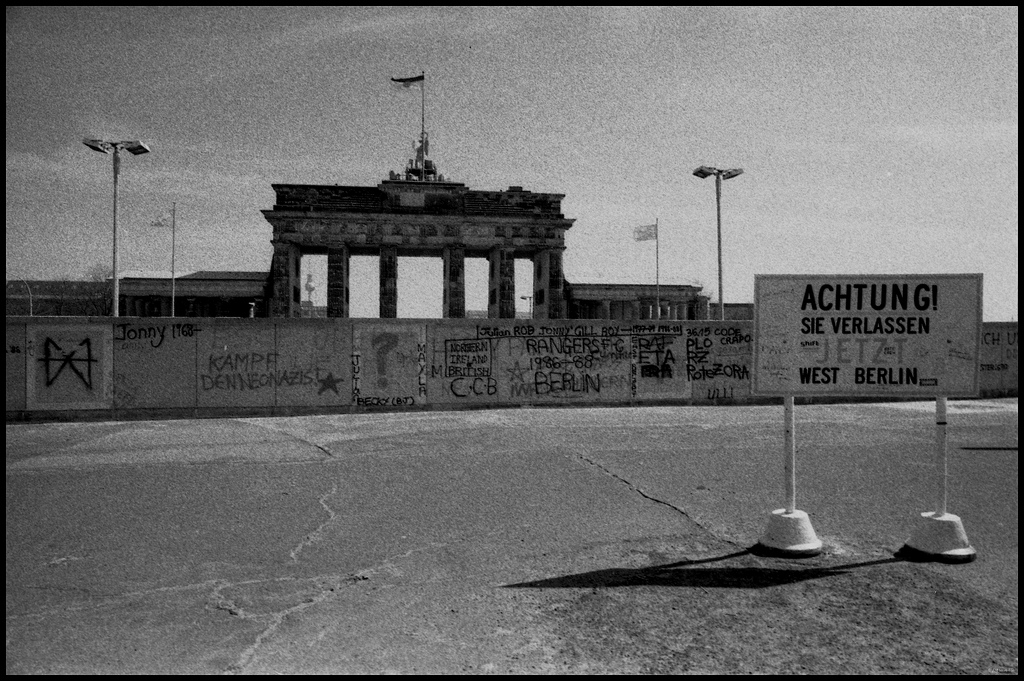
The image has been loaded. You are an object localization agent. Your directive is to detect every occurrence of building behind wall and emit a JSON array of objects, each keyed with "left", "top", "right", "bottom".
[
  {"left": 119, "top": 271, "right": 271, "bottom": 318},
  {"left": 565, "top": 282, "right": 710, "bottom": 321},
  {"left": 6, "top": 271, "right": 720, "bottom": 321},
  {"left": 6, "top": 271, "right": 271, "bottom": 318},
  {"left": 5, "top": 280, "right": 111, "bottom": 317},
  {"left": 710, "top": 302, "right": 754, "bottom": 320}
]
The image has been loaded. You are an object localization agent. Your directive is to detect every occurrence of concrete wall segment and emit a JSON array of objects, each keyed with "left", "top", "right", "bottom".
[
  {"left": 979, "top": 322, "right": 1018, "bottom": 396},
  {"left": 274, "top": 319, "right": 353, "bottom": 408},
  {"left": 198, "top": 319, "right": 279, "bottom": 409},
  {"left": 114, "top": 318, "right": 200, "bottom": 410},
  {"left": 24, "top": 319, "right": 113, "bottom": 411},
  {"left": 6, "top": 321, "right": 27, "bottom": 411},
  {"left": 352, "top": 321, "right": 427, "bottom": 409},
  {"left": 4, "top": 317, "right": 1016, "bottom": 422}
]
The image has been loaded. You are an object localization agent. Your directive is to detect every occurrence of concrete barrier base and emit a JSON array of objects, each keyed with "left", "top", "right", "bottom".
[
  {"left": 752, "top": 508, "right": 823, "bottom": 558},
  {"left": 897, "top": 511, "right": 977, "bottom": 563}
]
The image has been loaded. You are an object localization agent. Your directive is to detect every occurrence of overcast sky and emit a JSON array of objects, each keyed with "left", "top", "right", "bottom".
[{"left": 6, "top": 6, "right": 1018, "bottom": 320}]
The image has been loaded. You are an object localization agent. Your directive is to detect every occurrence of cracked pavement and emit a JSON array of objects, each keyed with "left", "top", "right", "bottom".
[{"left": 6, "top": 402, "right": 1018, "bottom": 673}]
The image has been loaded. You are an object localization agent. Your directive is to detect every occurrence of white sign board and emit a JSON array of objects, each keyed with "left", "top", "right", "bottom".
[{"left": 753, "top": 274, "right": 982, "bottom": 397}]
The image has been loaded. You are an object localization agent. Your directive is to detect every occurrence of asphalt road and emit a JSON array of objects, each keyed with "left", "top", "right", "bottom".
[{"left": 6, "top": 399, "right": 1018, "bottom": 674}]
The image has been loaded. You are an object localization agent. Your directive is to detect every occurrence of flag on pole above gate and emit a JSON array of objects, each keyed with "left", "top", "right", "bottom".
[
  {"left": 391, "top": 74, "right": 425, "bottom": 88},
  {"left": 633, "top": 223, "right": 658, "bottom": 241}
]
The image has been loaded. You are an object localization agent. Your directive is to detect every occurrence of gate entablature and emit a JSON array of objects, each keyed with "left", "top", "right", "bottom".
[{"left": 262, "top": 180, "right": 574, "bottom": 319}]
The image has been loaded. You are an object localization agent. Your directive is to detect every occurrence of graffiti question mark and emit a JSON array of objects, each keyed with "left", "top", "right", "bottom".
[{"left": 371, "top": 333, "right": 400, "bottom": 389}]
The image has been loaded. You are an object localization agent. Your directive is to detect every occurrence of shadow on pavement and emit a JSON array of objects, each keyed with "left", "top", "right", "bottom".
[{"left": 504, "top": 550, "right": 902, "bottom": 590}]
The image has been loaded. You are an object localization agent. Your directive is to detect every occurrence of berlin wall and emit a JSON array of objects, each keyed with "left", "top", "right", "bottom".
[
  {"left": 5, "top": 317, "right": 1016, "bottom": 421},
  {"left": 980, "top": 322, "right": 1018, "bottom": 396}
]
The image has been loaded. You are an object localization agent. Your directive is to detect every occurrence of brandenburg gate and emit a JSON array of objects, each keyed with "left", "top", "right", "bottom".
[{"left": 262, "top": 169, "right": 574, "bottom": 319}]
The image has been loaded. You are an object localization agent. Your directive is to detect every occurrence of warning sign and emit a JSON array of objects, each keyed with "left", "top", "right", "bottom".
[{"left": 753, "top": 274, "right": 982, "bottom": 396}]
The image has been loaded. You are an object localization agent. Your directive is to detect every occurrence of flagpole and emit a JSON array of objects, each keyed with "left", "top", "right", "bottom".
[
  {"left": 655, "top": 217, "right": 660, "bottom": 320},
  {"left": 420, "top": 70, "right": 425, "bottom": 148}
]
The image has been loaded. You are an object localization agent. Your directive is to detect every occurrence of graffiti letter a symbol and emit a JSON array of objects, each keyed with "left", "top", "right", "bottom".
[{"left": 39, "top": 337, "right": 97, "bottom": 388}]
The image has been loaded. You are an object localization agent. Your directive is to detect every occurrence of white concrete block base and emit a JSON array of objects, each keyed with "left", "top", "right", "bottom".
[
  {"left": 752, "top": 508, "right": 823, "bottom": 558},
  {"left": 898, "top": 511, "right": 977, "bottom": 564}
]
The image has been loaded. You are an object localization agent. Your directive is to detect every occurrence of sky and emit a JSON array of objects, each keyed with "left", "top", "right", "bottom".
[{"left": 6, "top": 6, "right": 1018, "bottom": 321}]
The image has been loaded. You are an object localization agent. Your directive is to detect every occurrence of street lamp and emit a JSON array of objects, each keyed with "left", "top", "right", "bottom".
[
  {"left": 83, "top": 138, "right": 151, "bottom": 317},
  {"left": 520, "top": 295, "right": 533, "bottom": 318},
  {"left": 19, "top": 279, "right": 33, "bottom": 316},
  {"left": 693, "top": 165, "right": 743, "bottom": 321}
]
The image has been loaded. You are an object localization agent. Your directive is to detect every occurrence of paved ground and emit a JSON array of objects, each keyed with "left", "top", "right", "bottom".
[{"left": 5, "top": 399, "right": 1018, "bottom": 674}]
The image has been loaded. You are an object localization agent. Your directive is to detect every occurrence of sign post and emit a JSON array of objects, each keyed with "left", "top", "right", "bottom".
[
  {"left": 752, "top": 274, "right": 982, "bottom": 560},
  {"left": 754, "top": 391, "right": 823, "bottom": 557},
  {"left": 898, "top": 395, "right": 977, "bottom": 562},
  {"left": 784, "top": 395, "right": 795, "bottom": 513}
]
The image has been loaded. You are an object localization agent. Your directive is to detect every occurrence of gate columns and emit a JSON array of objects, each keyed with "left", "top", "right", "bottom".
[
  {"left": 327, "top": 246, "right": 350, "bottom": 318},
  {"left": 488, "top": 247, "right": 516, "bottom": 319},
  {"left": 379, "top": 245, "right": 398, "bottom": 318},
  {"left": 532, "top": 249, "right": 565, "bottom": 320},
  {"left": 443, "top": 246, "right": 466, "bottom": 318},
  {"left": 271, "top": 241, "right": 301, "bottom": 318}
]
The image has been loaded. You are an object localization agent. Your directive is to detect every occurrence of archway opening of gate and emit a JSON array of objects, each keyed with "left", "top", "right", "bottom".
[{"left": 299, "top": 252, "right": 535, "bottom": 319}]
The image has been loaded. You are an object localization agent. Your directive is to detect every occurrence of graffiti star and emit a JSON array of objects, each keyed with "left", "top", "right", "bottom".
[
  {"left": 505, "top": 360, "right": 530, "bottom": 383},
  {"left": 317, "top": 372, "right": 343, "bottom": 395}
]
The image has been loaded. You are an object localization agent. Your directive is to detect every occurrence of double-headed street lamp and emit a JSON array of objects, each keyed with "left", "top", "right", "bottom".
[
  {"left": 693, "top": 165, "right": 743, "bottom": 321},
  {"left": 83, "top": 138, "right": 151, "bottom": 317}
]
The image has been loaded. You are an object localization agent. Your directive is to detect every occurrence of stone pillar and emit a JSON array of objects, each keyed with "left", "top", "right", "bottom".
[
  {"left": 600, "top": 300, "right": 611, "bottom": 319},
  {"left": 631, "top": 300, "right": 640, "bottom": 321},
  {"left": 442, "top": 246, "right": 466, "bottom": 318},
  {"left": 532, "top": 250, "right": 547, "bottom": 319},
  {"left": 697, "top": 297, "right": 710, "bottom": 320},
  {"left": 327, "top": 246, "right": 350, "bottom": 318},
  {"left": 488, "top": 246, "right": 515, "bottom": 319},
  {"left": 270, "top": 241, "right": 302, "bottom": 317},
  {"left": 532, "top": 248, "right": 565, "bottom": 320},
  {"left": 379, "top": 245, "right": 398, "bottom": 318}
]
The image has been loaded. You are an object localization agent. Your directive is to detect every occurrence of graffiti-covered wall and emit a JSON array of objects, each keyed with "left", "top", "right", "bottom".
[
  {"left": 21, "top": 319, "right": 113, "bottom": 412},
  {"left": 426, "top": 320, "right": 753, "bottom": 406},
  {"left": 979, "top": 322, "right": 1018, "bottom": 396},
  {"left": 4, "top": 317, "right": 1015, "bottom": 420}
]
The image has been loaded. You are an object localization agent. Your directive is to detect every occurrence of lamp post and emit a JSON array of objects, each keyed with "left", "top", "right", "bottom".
[
  {"left": 693, "top": 165, "right": 743, "bottom": 321},
  {"left": 83, "top": 138, "right": 151, "bottom": 317},
  {"left": 520, "top": 295, "right": 533, "bottom": 318},
  {"left": 19, "top": 279, "right": 33, "bottom": 316}
]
